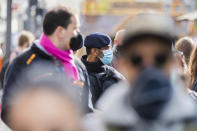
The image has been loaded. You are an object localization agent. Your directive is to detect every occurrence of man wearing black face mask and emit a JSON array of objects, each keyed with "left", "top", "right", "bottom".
[
  {"left": 81, "top": 33, "right": 125, "bottom": 108},
  {"left": 3, "top": 7, "right": 92, "bottom": 114},
  {"left": 96, "top": 14, "right": 197, "bottom": 131}
]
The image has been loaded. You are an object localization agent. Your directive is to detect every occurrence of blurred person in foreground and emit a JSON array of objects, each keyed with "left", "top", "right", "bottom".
[
  {"left": 9, "top": 30, "right": 35, "bottom": 63},
  {"left": 81, "top": 33, "right": 124, "bottom": 108},
  {"left": 175, "top": 37, "right": 195, "bottom": 66},
  {"left": 1, "top": 76, "right": 84, "bottom": 131},
  {"left": 3, "top": 6, "right": 91, "bottom": 113},
  {"left": 94, "top": 14, "right": 197, "bottom": 131}
]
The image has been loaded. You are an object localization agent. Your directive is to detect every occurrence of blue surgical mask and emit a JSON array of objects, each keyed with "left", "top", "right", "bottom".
[{"left": 100, "top": 49, "right": 113, "bottom": 65}]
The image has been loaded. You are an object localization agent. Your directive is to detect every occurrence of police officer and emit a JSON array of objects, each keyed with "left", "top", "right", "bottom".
[{"left": 81, "top": 33, "right": 124, "bottom": 107}]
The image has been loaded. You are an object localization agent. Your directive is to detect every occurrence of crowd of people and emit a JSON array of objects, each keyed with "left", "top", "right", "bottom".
[{"left": 1, "top": 5, "right": 197, "bottom": 131}]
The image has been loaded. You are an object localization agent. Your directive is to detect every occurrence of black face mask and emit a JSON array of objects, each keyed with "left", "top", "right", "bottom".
[
  {"left": 126, "top": 68, "right": 172, "bottom": 120},
  {"left": 70, "top": 32, "right": 84, "bottom": 51}
]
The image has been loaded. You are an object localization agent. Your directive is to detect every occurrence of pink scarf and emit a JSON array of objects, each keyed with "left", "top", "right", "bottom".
[{"left": 40, "top": 34, "right": 79, "bottom": 80}]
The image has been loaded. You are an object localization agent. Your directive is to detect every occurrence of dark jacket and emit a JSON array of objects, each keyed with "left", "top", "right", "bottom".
[
  {"left": 81, "top": 55, "right": 124, "bottom": 107},
  {"left": 192, "top": 78, "right": 197, "bottom": 92},
  {"left": 2, "top": 43, "right": 91, "bottom": 113}
]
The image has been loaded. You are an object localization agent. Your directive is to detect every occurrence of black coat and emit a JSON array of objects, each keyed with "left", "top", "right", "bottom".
[
  {"left": 192, "top": 78, "right": 197, "bottom": 92},
  {"left": 2, "top": 43, "right": 91, "bottom": 113},
  {"left": 81, "top": 55, "right": 124, "bottom": 107}
]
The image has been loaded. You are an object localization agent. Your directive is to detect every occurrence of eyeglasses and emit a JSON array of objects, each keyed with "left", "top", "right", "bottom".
[{"left": 129, "top": 53, "right": 170, "bottom": 68}]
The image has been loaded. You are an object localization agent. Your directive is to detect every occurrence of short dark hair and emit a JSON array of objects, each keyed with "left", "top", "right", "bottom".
[{"left": 43, "top": 6, "right": 73, "bottom": 35}]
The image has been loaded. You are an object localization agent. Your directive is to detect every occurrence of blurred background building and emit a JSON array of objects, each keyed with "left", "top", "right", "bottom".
[
  {"left": 0, "top": 0, "right": 197, "bottom": 50},
  {"left": 81, "top": 0, "right": 195, "bottom": 37},
  {"left": 0, "top": 0, "right": 83, "bottom": 49}
]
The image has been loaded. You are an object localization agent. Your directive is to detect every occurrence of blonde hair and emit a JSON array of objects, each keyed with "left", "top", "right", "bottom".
[{"left": 17, "top": 31, "right": 34, "bottom": 47}]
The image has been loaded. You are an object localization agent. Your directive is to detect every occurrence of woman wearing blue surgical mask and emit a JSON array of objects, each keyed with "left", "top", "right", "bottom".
[{"left": 81, "top": 33, "right": 125, "bottom": 108}]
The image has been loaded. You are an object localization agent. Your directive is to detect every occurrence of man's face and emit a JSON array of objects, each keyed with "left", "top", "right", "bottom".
[
  {"left": 60, "top": 15, "right": 79, "bottom": 50},
  {"left": 7, "top": 89, "right": 82, "bottom": 131},
  {"left": 118, "top": 38, "right": 172, "bottom": 83}
]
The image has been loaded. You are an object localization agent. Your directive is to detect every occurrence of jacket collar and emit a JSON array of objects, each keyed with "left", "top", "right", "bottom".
[
  {"left": 81, "top": 55, "right": 104, "bottom": 73},
  {"left": 34, "top": 40, "right": 50, "bottom": 55},
  {"left": 30, "top": 43, "right": 53, "bottom": 60}
]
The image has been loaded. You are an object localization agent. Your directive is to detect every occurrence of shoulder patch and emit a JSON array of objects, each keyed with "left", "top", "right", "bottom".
[{"left": 26, "top": 53, "right": 36, "bottom": 65}]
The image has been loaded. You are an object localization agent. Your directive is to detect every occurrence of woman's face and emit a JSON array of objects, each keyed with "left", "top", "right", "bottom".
[{"left": 7, "top": 89, "right": 83, "bottom": 131}]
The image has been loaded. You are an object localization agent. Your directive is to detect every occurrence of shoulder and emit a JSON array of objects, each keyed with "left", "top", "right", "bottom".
[
  {"left": 104, "top": 65, "right": 125, "bottom": 80},
  {"left": 74, "top": 56, "right": 86, "bottom": 70},
  {"left": 8, "top": 48, "right": 33, "bottom": 70},
  {"left": 73, "top": 56, "right": 90, "bottom": 84},
  {"left": 5, "top": 47, "right": 38, "bottom": 78},
  {"left": 96, "top": 81, "right": 139, "bottom": 125},
  {"left": 96, "top": 81, "right": 129, "bottom": 110},
  {"left": 5, "top": 44, "right": 53, "bottom": 82},
  {"left": 160, "top": 84, "right": 197, "bottom": 121},
  {"left": 11, "top": 44, "right": 52, "bottom": 67}
]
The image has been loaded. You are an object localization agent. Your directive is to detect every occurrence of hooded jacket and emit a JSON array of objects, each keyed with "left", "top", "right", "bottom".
[{"left": 96, "top": 69, "right": 197, "bottom": 131}]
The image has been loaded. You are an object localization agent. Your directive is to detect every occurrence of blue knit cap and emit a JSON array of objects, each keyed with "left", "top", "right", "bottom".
[{"left": 84, "top": 33, "right": 111, "bottom": 48}]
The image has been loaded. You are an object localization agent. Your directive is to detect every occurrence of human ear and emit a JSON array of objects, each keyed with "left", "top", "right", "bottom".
[{"left": 56, "top": 26, "right": 65, "bottom": 38}]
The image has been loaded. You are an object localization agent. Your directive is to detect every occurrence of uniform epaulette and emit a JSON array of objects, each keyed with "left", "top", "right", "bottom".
[{"left": 26, "top": 53, "right": 36, "bottom": 65}]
